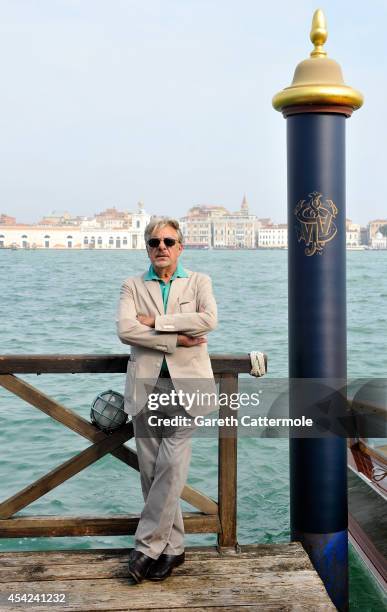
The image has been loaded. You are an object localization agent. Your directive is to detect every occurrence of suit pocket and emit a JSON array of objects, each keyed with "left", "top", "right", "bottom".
[{"left": 178, "top": 292, "right": 196, "bottom": 313}]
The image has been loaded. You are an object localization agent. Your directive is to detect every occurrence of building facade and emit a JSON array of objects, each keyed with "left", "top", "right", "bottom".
[
  {"left": 0, "top": 226, "right": 150, "bottom": 250},
  {"left": 181, "top": 197, "right": 257, "bottom": 248},
  {"left": 257, "top": 224, "right": 288, "bottom": 248},
  {"left": 346, "top": 220, "right": 361, "bottom": 247},
  {"left": 370, "top": 231, "right": 387, "bottom": 249},
  {"left": 0, "top": 204, "right": 150, "bottom": 249},
  {"left": 367, "top": 219, "right": 387, "bottom": 242},
  {"left": 0, "top": 214, "right": 16, "bottom": 225}
]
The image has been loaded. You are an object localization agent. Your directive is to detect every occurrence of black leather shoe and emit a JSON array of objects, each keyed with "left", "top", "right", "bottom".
[
  {"left": 147, "top": 552, "right": 185, "bottom": 581},
  {"left": 128, "top": 550, "right": 155, "bottom": 583}
]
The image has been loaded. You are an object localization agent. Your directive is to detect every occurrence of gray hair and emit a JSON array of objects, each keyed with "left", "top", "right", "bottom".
[{"left": 144, "top": 217, "right": 184, "bottom": 244}]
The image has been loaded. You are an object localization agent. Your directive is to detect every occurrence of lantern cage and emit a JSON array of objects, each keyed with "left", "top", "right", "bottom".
[{"left": 90, "top": 389, "right": 128, "bottom": 433}]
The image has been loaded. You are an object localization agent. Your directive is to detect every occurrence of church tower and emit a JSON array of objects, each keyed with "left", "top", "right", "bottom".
[{"left": 240, "top": 194, "right": 249, "bottom": 216}]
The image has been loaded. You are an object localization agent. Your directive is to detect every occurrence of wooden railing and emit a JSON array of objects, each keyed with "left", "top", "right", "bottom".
[{"left": 0, "top": 354, "right": 266, "bottom": 550}]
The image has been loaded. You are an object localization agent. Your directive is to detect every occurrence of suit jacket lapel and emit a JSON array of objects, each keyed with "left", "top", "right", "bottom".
[{"left": 142, "top": 277, "right": 164, "bottom": 315}]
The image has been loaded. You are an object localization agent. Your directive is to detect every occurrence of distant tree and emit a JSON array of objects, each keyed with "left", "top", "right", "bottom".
[{"left": 379, "top": 224, "right": 387, "bottom": 237}]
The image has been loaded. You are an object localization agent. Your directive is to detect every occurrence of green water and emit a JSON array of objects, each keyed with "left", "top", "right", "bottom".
[{"left": 0, "top": 249, "right": 386, "bottom": 610}]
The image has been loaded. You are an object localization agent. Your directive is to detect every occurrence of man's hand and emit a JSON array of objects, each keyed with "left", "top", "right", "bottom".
[
  {"left": 177, "top": 334, "right": 207, "bottom": 347},
  {"left": 136, "top": 314, "right": 155, "bottom": 327}
]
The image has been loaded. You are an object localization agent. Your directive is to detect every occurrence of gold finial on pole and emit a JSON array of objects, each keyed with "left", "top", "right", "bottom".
[
  {"left": 272, "top": 9, "right": 363, "bottom": 114},
  {"left": 310, "top": 9, "right": 327, "bottom": 57}
]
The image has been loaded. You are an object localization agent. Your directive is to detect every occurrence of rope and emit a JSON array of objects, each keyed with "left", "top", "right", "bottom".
[
  {"left": 372, "top": 467, "right": 387, "bottom": 483},
  {"left": 249, "top": 351, "right": 266, "bottom": 377}
]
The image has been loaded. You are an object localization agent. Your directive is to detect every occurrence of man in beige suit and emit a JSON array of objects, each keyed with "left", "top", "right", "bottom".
[{"left": 116, "top": 217, "right": 217, "bottom": 584}]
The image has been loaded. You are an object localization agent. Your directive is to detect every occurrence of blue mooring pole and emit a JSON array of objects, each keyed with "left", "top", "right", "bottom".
[{"left": 273, "top": 11, "right": 363, "bottom": 611}]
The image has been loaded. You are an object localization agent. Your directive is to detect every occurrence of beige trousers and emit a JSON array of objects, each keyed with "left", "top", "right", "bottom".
[{"left": 132, "top": 378, "right": 197, "bottom": 559}]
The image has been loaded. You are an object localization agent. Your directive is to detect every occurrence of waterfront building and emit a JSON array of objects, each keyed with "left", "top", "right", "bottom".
[
  {"left": 211, "top": 215, "right": 255, "bottom": 248},
  {"left": 360, "top": 226, "right": 368, "bottom": 245},
  {"left": 181, "top": 197, "right": 257, "bottom": 248},
  {"left": 0, "top": 214, "right": 16, "bottom": 225},
  {"left": 0, "top": 225, "right": 81, "bottom": 249},
  {"left": 346, "top": 219, "right": 361, "bottom": 247},
  {"left": 367, "top": 219, "right": 387, "bottom": 243},
  {"left": 0, "top": 203, "right": 150, "bottom": 249},
  {"left": 80, "top": 217, "right": 102, "bottom": 229},
  {"left": 38, "top": 211, "right": 83, "bottom": 226},
  {"left": 257, "top": 224, "right": 288, "bottom": 248},
  {"left": 95, "top": 207, "right": 129, "bottom": 229},
  {"left": 184, "top": 219, "right": 212, "bottom": 248},
  {"left": 370, "top": 231, "right": 387, "bottom": 250}
]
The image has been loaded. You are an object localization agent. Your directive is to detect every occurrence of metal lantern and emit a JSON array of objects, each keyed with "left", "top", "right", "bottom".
[{"left": 90, "top": 389, "right": 128, "bottom": 433}]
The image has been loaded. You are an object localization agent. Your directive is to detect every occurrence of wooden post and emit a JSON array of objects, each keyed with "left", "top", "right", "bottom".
[{"left": 217, "top": 373, "right": 238, "bottom": 550}]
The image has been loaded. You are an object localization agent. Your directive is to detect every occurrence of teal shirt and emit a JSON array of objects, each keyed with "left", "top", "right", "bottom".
[{"left": 144, "top": 261, "right": 189, "bottom": 372}]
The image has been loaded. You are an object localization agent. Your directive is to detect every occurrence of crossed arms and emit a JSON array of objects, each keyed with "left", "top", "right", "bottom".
[{"left": 116, "top": 274, "right": 217, "bottom": 353}]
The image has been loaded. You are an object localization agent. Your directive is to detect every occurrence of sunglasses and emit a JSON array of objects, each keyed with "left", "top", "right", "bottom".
[{"left": 147, "top": 237, "right": 179, "bottom": 248}]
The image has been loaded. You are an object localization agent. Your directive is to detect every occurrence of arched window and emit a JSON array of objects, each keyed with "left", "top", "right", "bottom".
[
  {"left": 83, "top": 236, "right": 89, "bottom": 245},
  {"left": 44, "top": 234, "right": 50, "bottom": 248},
  {"left": 97, "top": 236, "right": 103, "bottom": 246},
  {"left": 0, "top": 234, "right": 4, "bottom": 248},
  {"left": 108, "top": 236, "right": 114, "bottom": 245},
  {"left": 67, "top": 235, "right": 73, "bottom": 248}
]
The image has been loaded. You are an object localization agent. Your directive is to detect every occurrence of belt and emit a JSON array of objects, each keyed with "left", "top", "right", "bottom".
[{"left": 158, "top": 371, "right": 171, "bottom": 378}]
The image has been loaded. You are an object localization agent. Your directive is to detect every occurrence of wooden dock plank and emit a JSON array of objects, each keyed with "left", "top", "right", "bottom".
[
  {"left": 0, "top": 554, "right": 313, "bottom": 582},
  {"left": 0, "top": 544, "right": 307, "bottom": 566},
  {"left": 0, "top": 544, "right": 335, "bottom": 611}
]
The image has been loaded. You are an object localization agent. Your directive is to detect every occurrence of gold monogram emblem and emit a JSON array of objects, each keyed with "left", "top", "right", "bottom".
[{"left": 294, "top": 191, "right": 338, "bottom": 256}]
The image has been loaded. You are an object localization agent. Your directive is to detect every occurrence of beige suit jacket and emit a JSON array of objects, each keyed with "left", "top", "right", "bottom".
[{"left": 116, "top": 269, "right": 218, "bottom": 416}]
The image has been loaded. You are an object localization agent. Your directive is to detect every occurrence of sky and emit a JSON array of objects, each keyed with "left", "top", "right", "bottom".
[{"left": 0, "top": 0, "right": 385, "bottom": 225}]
